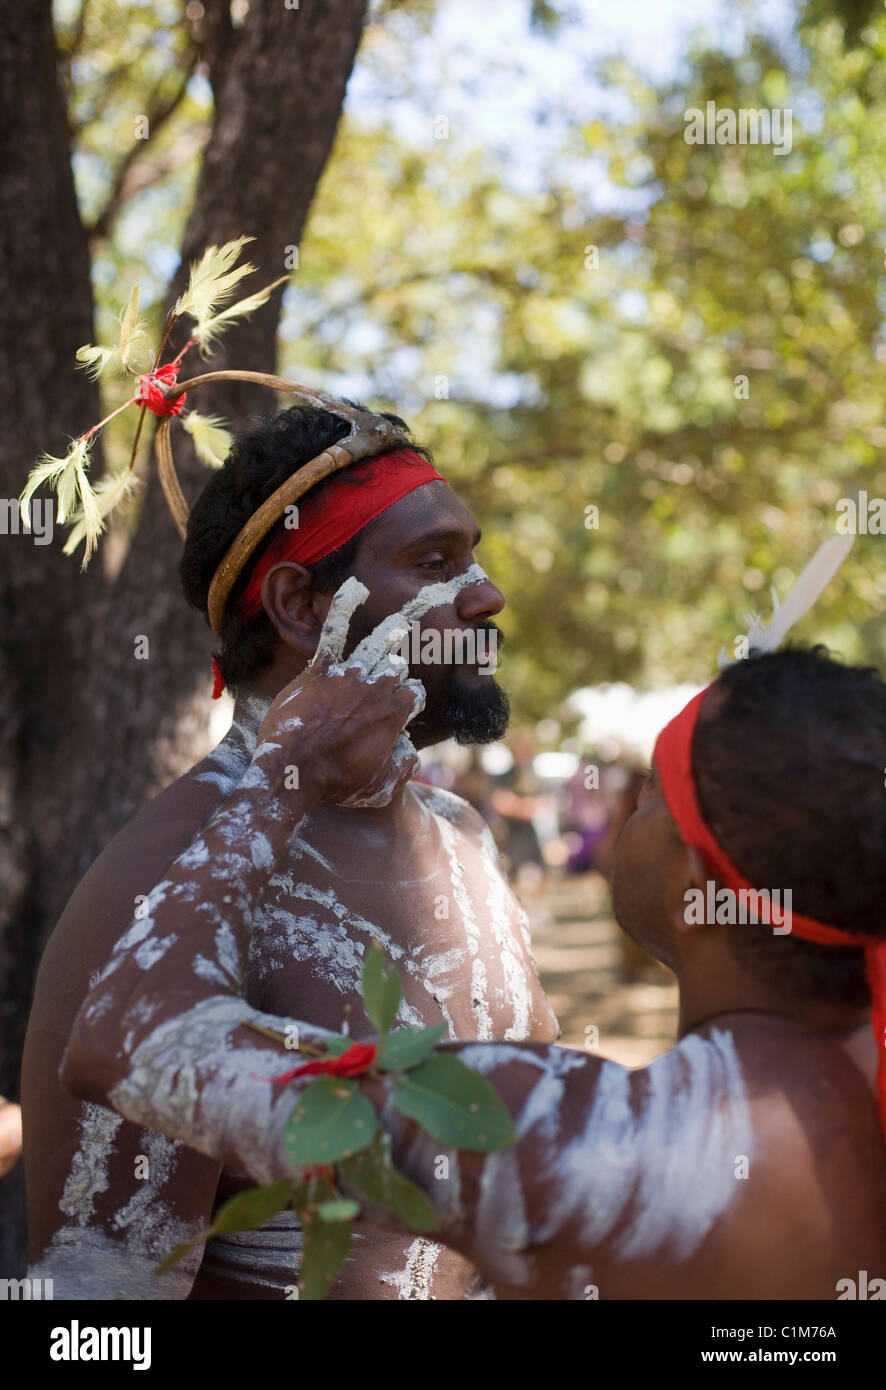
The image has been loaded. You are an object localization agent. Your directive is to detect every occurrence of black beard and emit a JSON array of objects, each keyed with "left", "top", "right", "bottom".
[{"left": 441, "top": 674, "right": 511, "bottom": 744}]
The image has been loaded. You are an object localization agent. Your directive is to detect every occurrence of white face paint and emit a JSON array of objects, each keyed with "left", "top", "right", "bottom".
[{"left": 317, "top": 567, "right": 490, "bottom": 808}]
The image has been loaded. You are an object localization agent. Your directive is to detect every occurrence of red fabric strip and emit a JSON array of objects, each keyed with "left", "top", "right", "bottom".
[
  {"left": 653, "top": 685, "right": 886, "bottom": 1138},
  {"left": 236, "top": 447, "right": 446, "bottom": 625}
]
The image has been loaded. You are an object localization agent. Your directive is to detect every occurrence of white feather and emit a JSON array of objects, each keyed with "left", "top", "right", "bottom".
[{"left": 745, "top": 533, "right": 855, "bottom": 654}]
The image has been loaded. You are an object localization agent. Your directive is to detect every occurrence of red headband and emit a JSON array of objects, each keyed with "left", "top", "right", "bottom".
[
  {"left": 654, "top": 684, "right": 886, "bottom": 1138},
  {"left": 236, "top": 447, "right": 447, "bottom": 625}
]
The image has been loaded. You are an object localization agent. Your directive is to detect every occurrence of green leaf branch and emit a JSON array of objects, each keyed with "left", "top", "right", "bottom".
[{"left": 156, "top": 943, "right": 515, "bottom": 1299}]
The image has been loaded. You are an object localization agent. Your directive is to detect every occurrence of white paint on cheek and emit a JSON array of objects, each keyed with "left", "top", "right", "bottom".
[
  {"left": 58, "top": 1102, "right": 124, "bottom": 1224},
  {"left": 347, "top": 564, "right": 490, "bottom": 673}
]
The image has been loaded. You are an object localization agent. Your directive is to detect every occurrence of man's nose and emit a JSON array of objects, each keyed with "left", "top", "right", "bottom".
[{"left": 456, "top": 575, "right": 505, "bottom": 621}]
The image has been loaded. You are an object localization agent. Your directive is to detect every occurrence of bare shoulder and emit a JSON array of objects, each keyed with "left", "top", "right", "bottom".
[
  {"left": 412, "top": 781, "right": 497, "bottom": 845},
  {"left": 49, "top": 761, "right": 225, "bottom": 955}
]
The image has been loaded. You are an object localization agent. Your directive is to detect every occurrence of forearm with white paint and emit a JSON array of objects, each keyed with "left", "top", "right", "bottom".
[{"left": 362, "top": 1031, "right": 753, "bottom": 1296}]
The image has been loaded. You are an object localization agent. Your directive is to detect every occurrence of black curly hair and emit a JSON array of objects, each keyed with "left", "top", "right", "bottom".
[
  {"left": 692, "top": 646, "right": 886, "bottom": 1007},
  {"left": 180, "top": 402, "right": 431, "bottom": 690}
]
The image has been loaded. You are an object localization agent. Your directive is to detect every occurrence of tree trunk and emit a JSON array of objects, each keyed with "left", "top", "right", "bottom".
[{"left": 0, "top": 0, "right": 368, "bottom": 1274}]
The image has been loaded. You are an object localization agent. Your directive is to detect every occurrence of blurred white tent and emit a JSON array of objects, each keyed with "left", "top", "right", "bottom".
[{"left": 567, "top": 682, "right": 702, "bottom": 765}]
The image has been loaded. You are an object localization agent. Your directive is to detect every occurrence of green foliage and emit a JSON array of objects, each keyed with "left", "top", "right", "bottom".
[
  {"left": 339, "top": 1132, "right": 439, "bottom": 1233},
  {"left": 157, "top": 949, "right": 513, "bottom": 1297},
  {"left": 292, "top": 1176, "right": 353, "bottom": 1300},
  {"left": 282, "top": 1076, "right": 379, "bottom": 1164},
  {"left": 378, "top": 1021, "right": 447, "bottom": 1070},
  {"left": 361, "top": 941, "right": 403, "bottom": 1037},
  {"left": 391, "top": 1053, "right": 517, "bottom": 1150},
  {"left": 58, "top": 2, "right": 886, "bottom": 716}
]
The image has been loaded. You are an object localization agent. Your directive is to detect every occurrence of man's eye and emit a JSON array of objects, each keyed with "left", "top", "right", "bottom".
[{"left": 419, "top": 557, "right": 447, "bottom": 572}]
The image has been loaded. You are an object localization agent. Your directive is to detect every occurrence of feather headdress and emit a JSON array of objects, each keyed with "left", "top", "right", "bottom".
[
  {"left": 22, "top": 236, "right": 411, "bottom": 634},
  {"left": 718, "top": 532, "right": 855, "bottom": 668},
  {"left": 20, "top": 238, "right": 288, "bottom": 567}
]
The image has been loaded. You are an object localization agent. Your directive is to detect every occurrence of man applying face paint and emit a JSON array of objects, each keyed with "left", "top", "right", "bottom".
[{"left": 23, "top": 402, "right": 558, "bottom": 1301}]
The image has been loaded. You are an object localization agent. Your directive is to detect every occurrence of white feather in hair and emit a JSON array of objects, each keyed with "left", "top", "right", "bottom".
[{"left": 718, "top": 533, "right": 855, "bottom": 668}]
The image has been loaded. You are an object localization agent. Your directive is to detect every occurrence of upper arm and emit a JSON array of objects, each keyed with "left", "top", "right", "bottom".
[{"left": 24, "top": 776, "right": 229, "bottom": 1292}]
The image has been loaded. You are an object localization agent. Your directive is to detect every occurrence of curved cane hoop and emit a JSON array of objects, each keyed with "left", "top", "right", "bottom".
[{"left": 154, "top": 369, "right": 410, "bottom": 633}]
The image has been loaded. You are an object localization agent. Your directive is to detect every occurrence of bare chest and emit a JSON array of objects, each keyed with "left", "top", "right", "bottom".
[{"left": 245, "top": 801, "right": 547, "bottom": 1045}]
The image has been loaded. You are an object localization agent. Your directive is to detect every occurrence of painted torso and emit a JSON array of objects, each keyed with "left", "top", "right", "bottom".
[{"left": 25, "top": 702, "right": 558, "bottom": 1301}]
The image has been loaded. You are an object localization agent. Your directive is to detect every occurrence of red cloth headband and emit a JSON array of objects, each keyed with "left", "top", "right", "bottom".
[
  {"left": 236, "top": 447, "right": 446, "bottom": 625},
  {"left": 654, "top": 684, "right": 886, "bottom": 1139}
]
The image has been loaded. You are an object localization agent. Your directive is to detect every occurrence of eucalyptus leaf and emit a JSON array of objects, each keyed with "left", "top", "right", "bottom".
[
  {"left": 391, "top": 1053, "right": 517, "bottom": 1151},
  {"left": 316, "top": 1198, "right": 361, "bottom": 1223},
  {"left": 282, "top": 1075, "right": 378, "bottom": 1164},
  {"left": 298, "top": 1205, "right": 352, "bottom": 1300},
  {"left": 339, "top": 1132, "right": 439, "bottom": 1233},
  {"left": 378, "top": 1022, "right": 447, "bottom": 1072},
  {"left": 361, "top": 942, "right": 402, "bottom": 1036}
]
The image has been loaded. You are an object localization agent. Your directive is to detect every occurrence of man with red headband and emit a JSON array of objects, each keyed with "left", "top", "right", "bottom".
[
  {"left": 62, "top": 643, "right": 886, "bottom": 1299},
  {"left": 23, "top": 403, "right": 558, "bottom": 1300}
]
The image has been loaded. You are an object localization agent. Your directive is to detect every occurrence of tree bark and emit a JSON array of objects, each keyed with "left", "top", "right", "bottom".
[{"left": 0, "top": 0, "right": 368, "bottom": 1274}]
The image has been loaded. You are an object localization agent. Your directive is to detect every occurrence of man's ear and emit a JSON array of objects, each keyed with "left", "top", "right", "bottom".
[
  {"left": 260, "top": 563, "right": 332, "bottom": 659},
  {"left": 672, "top": 844, "right": 713, "bottom": 937}
]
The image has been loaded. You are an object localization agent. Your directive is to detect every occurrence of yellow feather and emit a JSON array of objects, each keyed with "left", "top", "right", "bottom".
[
  {"left": 62, "top": 468, "right": 142, "bottom": 568},
  {"left": 19, "top": 439, "right": 90, "bottom": 528},
  {"left": 75, "top": 344, "right": 118, "bottom": 381},
  {"left": 182, "top": 411, "right": 233, "bottom": 468},
  {"left": 118, "top": 282, "right": 150, "bottom": 372},
  {"left": 195, "top": 275, "right": 290, "bottom": 357},
  {"left": 174, "top": 237, "right": 257, "bottom": 329}
]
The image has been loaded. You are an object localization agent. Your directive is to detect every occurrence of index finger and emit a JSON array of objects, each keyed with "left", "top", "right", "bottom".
[{"left": 309, "top": 576, "right": 370, "bottom": 668}]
